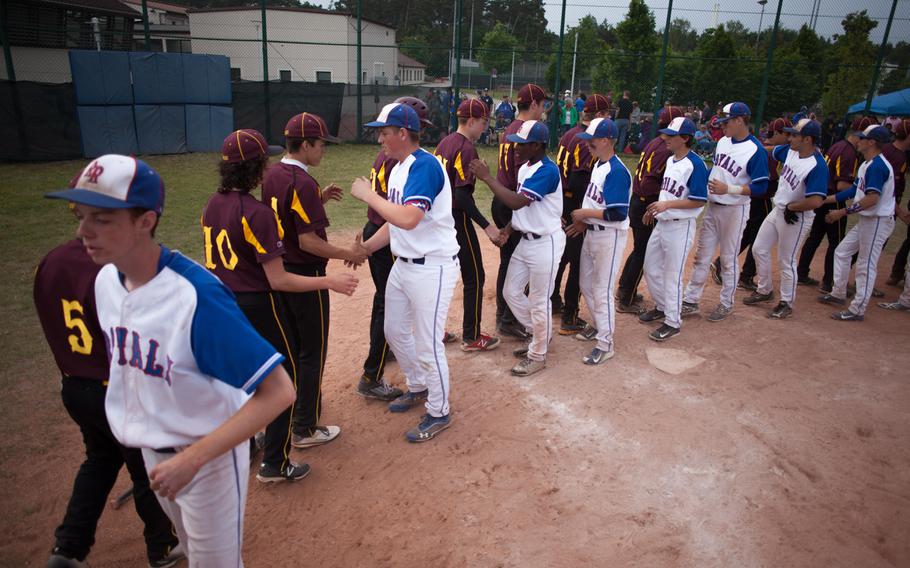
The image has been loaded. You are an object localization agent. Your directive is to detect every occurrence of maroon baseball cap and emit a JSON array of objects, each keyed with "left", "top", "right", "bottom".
[
  {"left": 849, "top": 116, "right": 878, "bottom": 135},
  {"left": 583, "top": 94, "right": 610, "bottom": 113},
  {"left": 769, "top": 117, "right": 792, "bottom": 133},
  {"left": 221, "top": 129, "right": 283, "bottom": 164},
  {"left": 516, "top": 83, "right": 550, "bottom": 105},
  {"left": 284, "top": 112, "right": 340, "bottom": 143},
  {"left": 658, "top": 106, "right": 684, "bottom": 128},
  {"left": 894, "top": 118, "right": 910, "bottom": 139},
  {"left": 394, "top": 96, "right": 434, "bottom": 128},
  {"left": 457, "top": 98, "right": 489, "bottom": 119}
]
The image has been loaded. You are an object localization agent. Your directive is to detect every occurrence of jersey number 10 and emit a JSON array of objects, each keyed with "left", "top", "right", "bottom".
[{"left": 202, "top": 225, "right": 239, "bottom": 270}]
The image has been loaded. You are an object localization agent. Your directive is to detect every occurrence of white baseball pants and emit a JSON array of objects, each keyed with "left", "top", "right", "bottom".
[
  {"left": 142, "top": 443, "right": 250, "bottom": 568},
  {"left": 505, "top": 231, "right": 566, "bottom": 361},
  {"left": 644, "top": 218, "right": 696, "bottom": 329},
  {"left": 684, "top": 202, "right": 750, "bottom": 309},
  {"left": 384, "top": 258, "right": 459, "bottom": 417},
  {"left": 579, "top": 226, "right": 628, "bottom": 352},
  {"left": 832, "top": 215, "right": 895, "bottom": 316},
  {"left": 752, "top": 207, "right": 815, "bottom": 305}
]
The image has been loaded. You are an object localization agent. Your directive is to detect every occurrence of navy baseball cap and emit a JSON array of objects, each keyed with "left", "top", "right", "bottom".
[
  {"left": 659, "top": 117, "right": 697, "bottom": 136},
  {"left": 506, "top": 120, "right": 549, "bottom": 144},
  {"left": 783, "top": 118, "right": 821, "bottom": 139},
  {"left": 46, "top": 154, "right": 165, "bottom": 215},
  {"left": 576, "top": 118, "right": 619, "bottom": 140},
  {"left": 365, "top": 103, "right": 421, "bottom": 132},
  {"left": 858, "top": 124, "right": 892, "bottom": 143},
  {"left": 716, "top": 102, "right": 751, "bottom": 123}
]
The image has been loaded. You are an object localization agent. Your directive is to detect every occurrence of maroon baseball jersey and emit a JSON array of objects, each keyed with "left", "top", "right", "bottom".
[
  {"left": 768, "top": 147, "right": 782, "bottom": 182},
  {"left": 824, "top": 140, "right": 858, "bottom": 195},
  {"left": 33, "top": 239, "right": 109, "bottom": 381},
  {"left": 882, "top": 142, "right": 907, "bottom": 202},
  {"left": 633, "top": 136, "right": 672, "bottom": 198},
  {"left": 201, "top": 191, "right": 285, "bottom": 292},
  {"left": 367, "top": 151, "right": 398, "bottom": 226},
  {"left": 555, "top": 124, "right": 590, "bottom": 187},
  {"left": 261, "top": 158, "right": 329, "bottom": 266},
  {"left": 434, "top": 132, "right": 479, "bottom": 191},
  {"left": 496, "top": 118, "right": 526, "bottom": 190}
]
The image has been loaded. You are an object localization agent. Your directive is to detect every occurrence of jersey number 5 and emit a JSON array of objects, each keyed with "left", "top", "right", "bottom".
[
  {"left": 61, "top": 299, "right": 92, "bottom": 355},
  {"left": 203, "top": 225, "right": 239, "bottom": 270}
]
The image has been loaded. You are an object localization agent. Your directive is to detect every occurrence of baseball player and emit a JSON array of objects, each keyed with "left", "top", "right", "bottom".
[
  {"left": 681, "top": 102, "right": 770, "bottom": 322},
  {"left": 46, "top": 154, "right": 296, "bottom": 566},
  {"left": 552, "top": 93, "right": 611, "bottom": 335},
  {"left": 879, "top": 204, "right": 910, "bottom": 311},
  {"left": 352, "top": 102, "right": 460, "bottom": 442},
  {"left": 639, "top": 117, "right": 709, "bottom": 341},
  {"left": 881, "top": 118, "right": 909, "bottom": 290},
  {"left": 35, "top": 239, "right": 182, "bottom": 568},
  {"left": 745, "top": 119, "right": 828, "bottom": 318},
  {"left": 470, "top": 120, "right": 565, "bottom": 376},
  {"left": 434, "top": 98, "right": 502, "bottom": 352},
  {"left": 819, "top": 124, "right": 896, "bottom": 321},
  {"left": 202, "top": 129, "right": 358, "bottom": 483},
  {"left": 262, "top": 112, "right": 365, "bottom": 449},
  {"left": 615, "top": 106, "right": 685, "bottom": 314},
  {"left": 565, "top": 118, "right": 632, "bottom": 363},
  {"left": 492, "top": 83, "right": 550, "bottom": 340},
  {"left": 797, "top": 117, "right": 871, "bottom": 292}
]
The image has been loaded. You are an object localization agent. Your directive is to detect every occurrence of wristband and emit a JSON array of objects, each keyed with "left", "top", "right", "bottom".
[
  {"left": 727, "top": 185, "right": 744, "bottom": 195},
  {"left": 846, "top": 203, "right": 862, "bottom": 214}
]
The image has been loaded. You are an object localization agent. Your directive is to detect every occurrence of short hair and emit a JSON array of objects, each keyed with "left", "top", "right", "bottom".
[
  {"left": 681, "top": 134, "right": 694, "bottom": 148},
  {"left": 407, "top": 130, "right": 420, "bottom": 143},
  {"left": 517, "top": 101, "right": 532, "bottom": 111},
  {"left": 286, "top": 137, "right": 322, "bottom": 153},
  {"left": 127, "top": 207, "right": 160, "bottom": 237},
  {"left": 457, "top": 116, "right": 469, "bottom": 126}
]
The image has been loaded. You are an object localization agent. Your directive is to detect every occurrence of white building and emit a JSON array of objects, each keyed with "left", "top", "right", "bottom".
[
  {"left": 187, "top": 7, "right": 397, "bottom": 85},
  {"left": 120, "top": 0, "right": 191, "bottom": 53},
  {"left": 396, "top": 51, "right": 426, "bottom": 86}
]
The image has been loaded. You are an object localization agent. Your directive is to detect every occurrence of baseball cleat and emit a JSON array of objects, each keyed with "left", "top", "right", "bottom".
[
  {"left": 512, "top": 344, "right": 530, "bottom": 358},
  {"left": 558, "top": 317, "right": 588, "bottom": 335},
  {"left": 388, "top": 389, "right": 428, "bottom": 413},
  {"left": 47, "top": 551, "right": 89, "bottom": 568},
  {"left": 878, "top": 301, "right": 910, "bottom": 311},
  {"left": 574, "top": 325, "right": 598, "bottom": 341},
  {"left": 405, "top": 413, "right": 451, "bottom": 443},
  {"left": 442, "top": 331, "right": 458, "bottom": 344},
  {"left": 497, "top": 321, "right": 531, "bottom": 340},
  {"left": 886, "top": 276, "right": 905, "bottom": 287},
  {"left": 743, "top": 290, "right": 774, "bottom": 305},
  {"left": 583, "top": 347, "right": 614, "bottom": 365},
  {"left": 357, "top": 378, "right": 404, "bottom": 401},
  {"left": 148, "top": 543, "right": 186, "bottom": 568},
  {"left": 680, "top": 301, "right": 700, "bottom": 317},
  {"left": 818, "top": 283, "right": 833, "bottom": 294},
  {"left": 831, "top": 310, "right": 864, "bottom": 321},
  {"left": 256, "top": 461, "right": 311, "bottom": 484},
  {"left": 817, "top": 293, "right": 846, "bottom": 306},
  {"left": 638, "top": 308, "right": 665, "bottom": 323},
  {"left": 706, "top": 304, "right": 733, "bottom": 322},
  {"left": 871, "top": 287, "right": 885, "bottom": 298},
  {"left": 461, "top": 333, "right": 501, "bottom": 352},
  {"left": 648, "top": 323, "right": 680, "bottom": 342},
  {"left": 797, "top": 276, "right": 819, "bottom": 287},
  {"left": 511, "top": 357, "right": 546, "bottom": 376},
  {"left": 768, "top": 301, "right": 792, "bottom": 319},
  {"left": 737, "top": 276, "right": 758, "bottom": 291},
  {"left": 616, "top": 301, "right": 644, "bottom": 315},
  {"left": 710, "top": 259, "right": 722, "bottom": 285},
  {"left": 292, "top": 425, "right": 341, "bottom": 448}
]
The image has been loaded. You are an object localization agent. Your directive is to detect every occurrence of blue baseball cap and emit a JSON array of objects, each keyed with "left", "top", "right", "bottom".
[
  {"left": 365, "top": 103, "right": 421, "bottom": 132},
  {"left": 716, "top": 102, "right": 751, "bottom": 123},
  {"left": 857, "top": 125, "right": 892, "bottom": 143},
  {"left": 46, "top": 154, "right": 165, "bottom": 215},
  {"left": 659, "top": 117, "right": 697, "bottom": 136},
  {"left": 506, "top": 120, "right": 549, "bottom": 144},
  {"left": 783, "top": 118, "right": 822, "bottom": 139},
  {"left": 576, "top": 118, "right": 618, "bottom": 140}
]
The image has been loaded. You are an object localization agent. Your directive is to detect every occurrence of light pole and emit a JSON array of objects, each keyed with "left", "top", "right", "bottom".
[{"left": 755, "top": 0, "right": 768, "bottom": 52}]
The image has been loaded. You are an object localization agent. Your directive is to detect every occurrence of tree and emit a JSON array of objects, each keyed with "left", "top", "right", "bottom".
[
  {"left": 668, "top": 18, "right": 697, "bottom": 53},
  {"left": 821, "top": 11, "right": 878, "bottom": 115},
  {"left": 477, "top": 23, "right": 518, "bottom": 75},
  {"left": 545, "top": 16, "right": 605, "bottom": 88},
  {"left": 592, "top": 0, "right": 658, "bottom": 102}
]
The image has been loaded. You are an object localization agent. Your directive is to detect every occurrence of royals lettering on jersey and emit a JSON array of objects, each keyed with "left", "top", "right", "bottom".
[
  {"left": 367, "top": 152, "right": 398, "bottom": 227},
  {"left": 95, "top": 247, "right": 283, "bottom": 449},
  {"left": 261, "top": 158, "right": 329, "bottom": 266},
  {"left": 657, "top": 151, "right": 709, "bottom": 221},
  {"left": 709, "top": 135, "right": 770, "bottom": 205},
  {"left": 512, "top": 156, "right": 563, "bottom": 235},
  {"left": 770, "top": 145, "right": 828, "bottom": 208},
  {"left": 853, "top": 155, "right": 896, "bottom": 218},
  {"left": 583, "top": 155, "right": 632, "bottom": 230},
  {"left": 386, "top": 148, "right": 459, "bottom": 259}
]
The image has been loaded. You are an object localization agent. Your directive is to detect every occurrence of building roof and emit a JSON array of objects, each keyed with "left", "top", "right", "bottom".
[
  {"left": 120, "top": 0, "right": 187, "bottom": 15},
  {"left": 38, "top": 0, "right": 138, "bottom": 17},
  {"left": 397, "top": 52, "right": 426, "bottom": 69},
  {"left": 186, "top": 6, "right": 393, "bottom": 30}
]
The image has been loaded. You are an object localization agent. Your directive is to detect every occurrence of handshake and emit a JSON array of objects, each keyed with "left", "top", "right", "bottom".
[{"left": 343, "top": 233, "right": 370, "bottom": 268}]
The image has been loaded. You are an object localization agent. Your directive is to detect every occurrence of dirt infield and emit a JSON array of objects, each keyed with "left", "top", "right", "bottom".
[{"left": 4, "top": 230, "right": 910, "bottom": 567}]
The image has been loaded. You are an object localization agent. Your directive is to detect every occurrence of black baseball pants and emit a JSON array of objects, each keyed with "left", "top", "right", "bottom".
[
  {"left": 361, "top": 221, "right": 394, "bottom": 382},
  {"left": 890, "top": 222, "right": 910, "bottom": 280},
  {"left": 798, "top": 202, "right": 847, "bottom": 288},
  {"left": 617, "top": 194, "right": 657, "bottom": 305},
  {"left": 454, "top": 209, "right": 486, "bottom": 342}
]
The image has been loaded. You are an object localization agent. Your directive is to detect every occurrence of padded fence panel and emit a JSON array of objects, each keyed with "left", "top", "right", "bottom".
[
  {"left": 76, "top": 105, "right": 138, "bottom": 158},
  {"left": 130, "top": 53, "right": 186, "bottom": 104},
  {"left": 186, "top": 104, "right": 234, "bottom": 152},
  {"left": 135, "top": 105, "right": 187, "bottom": 155},
  {"left": 0, "top": 81, "right": 81, "bottom": 161},
  {"left": 69, "top": 51, "right": 132, "bottom": 105},
  {"left": 184, "top": 54, "right": 231, "bottom": 105}
]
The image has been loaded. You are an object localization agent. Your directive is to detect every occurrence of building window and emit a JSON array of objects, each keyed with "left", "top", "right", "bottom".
[
  {"left": 280, "top": 70, "right": 291, "bottom": 82},
  {"left": 231, "top": 67, "right": 241, "bottom": 82},
  {"left": 316, "top": 71, "right": 331, "bottom": 83}
]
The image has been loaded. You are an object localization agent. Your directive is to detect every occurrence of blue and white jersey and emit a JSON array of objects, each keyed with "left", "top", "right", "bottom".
[
  {"left": 512, "top": 156, "right": 563, "bottom": 235},
  {"left": 658, "top": 151, "right": 709, "bottom": 221},
  {"left": 387, "top": 148, "right": 459, "bottom": 259},
  {"left": 855, "top": 154, "right": 895, "bottom": 218},
  {"left": 710, "top": 135, "right": 769, "bottom": 205},
  {"left": 582, "top": 154, "right": 632, "bottom": 230},
  {"left": 771, "top": 145, "right": 828, "bottom": 209},
  {"left": 95, "top": 247, "right": 283, "bottom": 449}
]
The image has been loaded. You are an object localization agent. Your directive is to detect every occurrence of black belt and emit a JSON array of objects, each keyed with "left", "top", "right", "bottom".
[
  {"left": 589, "top": 224, "right": 608, "bottom": 231},
  {"left": 520, "top": 231, "right": 542, "bottom": 240},
  {"left": 712, "top": 201, "right": 728, "bottom": 206},
  {"left": 152, "top": 447, "right": 177, "bottom": 454},
  {"left": 399, "top": 255, "right": 457, "bottom": 265}
]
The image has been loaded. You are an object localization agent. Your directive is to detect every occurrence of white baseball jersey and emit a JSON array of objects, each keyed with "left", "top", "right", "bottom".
[
  {"left": 582, "top": 154, "right": 632, "bottom": 230},
  {"left": 771, "top": 145, "right": 828, "bottom": 208},
  {"left": 95, "top": 247, "right": 283, "bottom": 449},
  {"left": 851, "top": 154, "right": 895, "bottom": 218},
  {"left": 709, "top": 135, "right": 770, "bottom": 205},
  {"left": 512, "top": 156, "right": 563, "bottom": 235},
  {"left": 657, "top": 151, "right": 709, "bottom": 220},
  {"left": 386, "top": 148, "right": 459, "bottom": 259}
]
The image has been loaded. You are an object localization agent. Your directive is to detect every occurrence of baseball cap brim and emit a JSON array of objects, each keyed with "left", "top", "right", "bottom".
[
  {"left": 45, "top": 188, "right": 136, "bottom": 209},
  {"left": 659, "top": 127, "right": 684, "bottom": 135},
  {"left": 318, "top": 134, "right": 341, "bottom": 144},
  {"left": 505, "top": 134, "right": 540, "bottom": 144},
  {"left": 364, "top": 120, "right": 419, "bottom": 132},
  {"left": 781, "top": 127, "right": 801, "bottom": 134},
  {"left": 266, "top": 144, "right": 285, "bottom": 155},
  {"left": 575, "top": 132, "right": 594, "bottom": 140}
]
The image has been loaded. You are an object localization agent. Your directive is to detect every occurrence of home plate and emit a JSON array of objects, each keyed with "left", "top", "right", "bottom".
[{"left": 646, "top": 347, "right": 705, "bottom": 375}]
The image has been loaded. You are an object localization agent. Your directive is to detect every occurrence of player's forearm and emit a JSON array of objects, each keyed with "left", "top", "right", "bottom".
[
  {"left": 262, "top": 259, "right": 331, "bottom": 292},
  {"left": 853, "top": 192, "right": 880, "bottom": 212},
  {"left": 670, "top": 199, "right": 705, "bottom": 210},
  {"left": 787, "top": 195, "right": 824, "bottom": 212},
  {"left": 363, "top": 192, "right": 424, "bottom": 229},
  {"left": 298, "top": 233, "right": 354, "bottom": 261},
  {"left": 478, "top": 175, "right": 527, "bottom": 210},
  {"left": 362, "top": 222, "right": 391, "bottom": 253}
]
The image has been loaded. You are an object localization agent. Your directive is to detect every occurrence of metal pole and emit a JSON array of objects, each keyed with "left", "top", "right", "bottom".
[
  {"left": 260, "top": 0, "right": 271, "bottom": 142},
  {"left": 570, "top": 31, "right": 578, "bottom": 97},
  {"left": 651, "top": 0, "right": 673, "bottom": 139},
  {"left": 754, "top": 0, "right": 782, "bottom": 130},
  {"left": 356, "top": 0, "right": 363, "bottom": 142},
  {"left": 755, "top": 0, "right": 767, "bottom": 52},
  {"left": 509, "top": 49, "right": 515, "bottom": 99},
  {"left": 0, "top": 0, "right": 16, "bottom": 81},
  {"left": 452, "top": 0, "right": 462, "bottom": 133},
  {"left": 468, "top": 0, "right": 474, "bottom": 60},
  {"left": 864, "top": 0, "right": 898, "bottom": 114},
  {"left": 141, "top": 0, "right": 151, "bottom": 51},
  {"left": 550, "top": 0, "right": 567, "bottom": 148}
]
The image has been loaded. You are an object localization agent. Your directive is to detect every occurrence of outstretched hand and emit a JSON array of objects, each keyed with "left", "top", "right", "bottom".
[
  {"left": 328, "top": 272, "right": 359, "bottom": 295},
  {"left": 468, "top": 158, "right": 491, "bottom": 182},
  {"left": 351, "top": 177, "right": 372, "bottom": 203},
  {"left": 321, "top": 183, "right": 343, "bottom": 204}
]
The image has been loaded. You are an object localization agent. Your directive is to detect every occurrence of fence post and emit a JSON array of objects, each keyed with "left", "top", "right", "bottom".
[
  {"left": 754, "top": 0, "right": 782, "bottom": 130},
  {"left": 452, "top": 0, "right": 463, "bottom": 133},
  {"left": 651, "top": 0, "right": 673, "bottom": 139},
  {"left": 356, "top": 0, "right": 363, "bottom": 141},
  {"left": 0, "top": 0, "right": 16, "bottom": 81},
  {"left": 550, "top": 0, "right": 567, "bottom": 148},
  {"left": 141, "top": 0, "right": 151, "bottom": 51},
  {"left": 260, "top": 0, "right": 271, "bottom": 141},
  {"left": 864, "top": 0, "right": 898, "bottom": 114}
]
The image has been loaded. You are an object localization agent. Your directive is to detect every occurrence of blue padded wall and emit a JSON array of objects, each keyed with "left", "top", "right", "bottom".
[
  {"left": 135, "top": 105, "right": 187, "bottom": 155},
  {"left": 76, "top": 106, "right": 138, "bottom": 158},
  {"left": 183, "top": 55, "right": 231, "bottom": 105},
  {"left": 130, "top": 53, "right": 186, "bottom": 104},
  {"left": 186, "top": 105, "right": 234, "bottom": 152},
  {"left": 69, "top": 51, "right": 132, "bottom": 105}
]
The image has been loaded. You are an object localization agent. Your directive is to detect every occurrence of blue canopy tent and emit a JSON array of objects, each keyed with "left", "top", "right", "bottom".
[{"left": 848, "top": 88, "right": 910, "bottom": 116}]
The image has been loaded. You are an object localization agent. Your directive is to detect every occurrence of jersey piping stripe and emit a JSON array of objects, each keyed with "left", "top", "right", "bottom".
[
  {"left": 230, "top": 447, "right": 242, "bottom": 568},
  {"left": 728, "top": 204, "right": 749, "bottom": 308},
  {"left": 675, "top": 220, "right": 693, "bottom": 326},
  {"left": 313, "top": 284, "right": 327, "bottom": 430},
  {"left": 269, "top": 291, "right": 296, "bottom": 470},
  {"left": 454, "top": 152, "right": 465, "bottom": 181},
  {"left": 607, "top": 228, "right": 620, "bottom": 338},
  {"left": 241, "top": 352, "right": 283, "bottom": 392},
  {"left": 787, "top": 214, "right": 807, "bottom": 304},
  {"left": 861, "top": 218, "right": 883, "bottom": 311},
  {"left": 290, "top": 191, "right": 311, "bottom": 224},
  {"left": 463, "top": 213, "right": 482, "bottom": 340},
  {"left": 431, "top": 265, "right": 448, "bottom": 413},
  {"left": 272, "top": 209, "right": 285, "bottom": 240},
  {"left": 241, "top": 216, "right": 267, "bottom": 254}
]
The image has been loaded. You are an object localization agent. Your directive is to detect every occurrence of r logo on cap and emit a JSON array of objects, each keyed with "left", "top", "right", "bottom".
[{"left": 85, "top": 163, "right": 104, "bottom": 184}]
